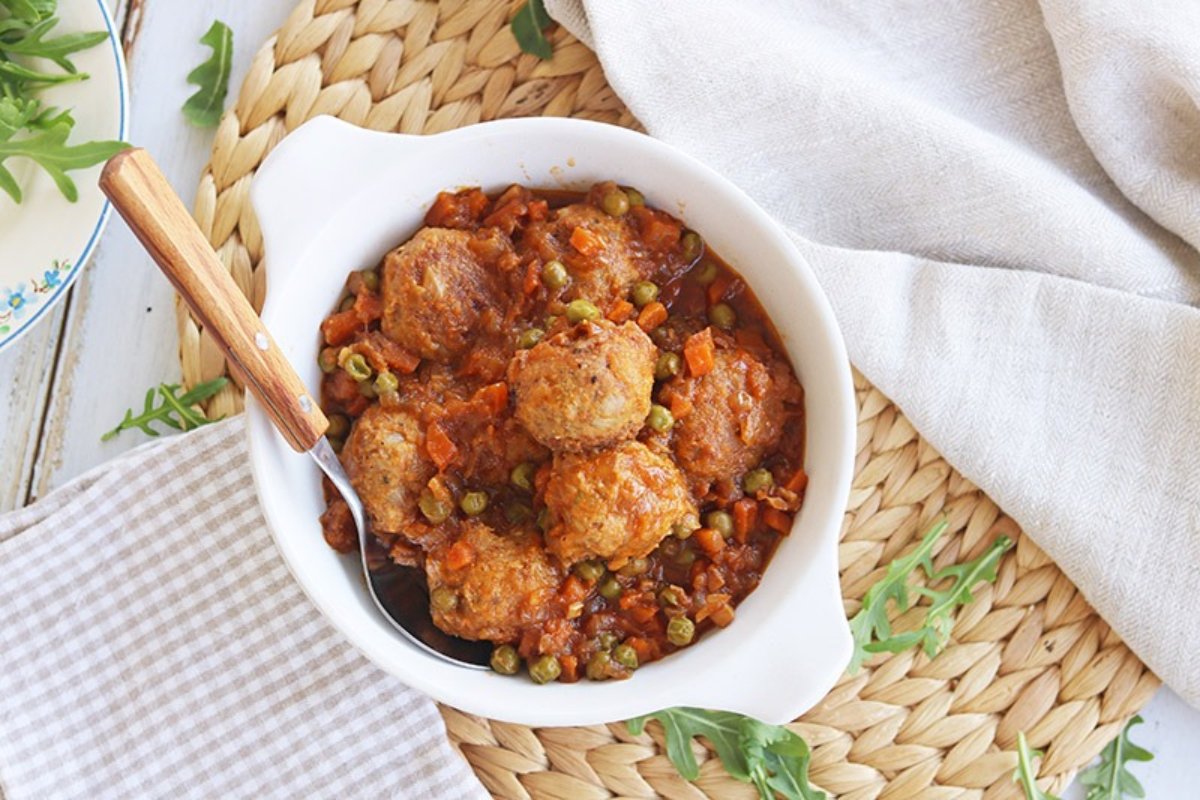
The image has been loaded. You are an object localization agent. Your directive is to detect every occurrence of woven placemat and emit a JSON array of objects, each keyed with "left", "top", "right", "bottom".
[{"left": 180, "top": 1, "right": 1160, "bottom": 797}]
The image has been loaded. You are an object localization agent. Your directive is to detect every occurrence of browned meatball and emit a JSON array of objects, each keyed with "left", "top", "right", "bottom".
[
  {"left": 381, "top": 227, "right": 499, "bottom": 362},
  {"left": 669, "top": 342, "right": 795, "bottom": 486},
  {"left": 425, "top": 522, "right": 563, "bottom": 641},
  {"left": 342, "top": 404, "right": 433, "bottom": 535},
  {"left": 543, "top": 441, "right": 698, "bottom": 568},
  {"left": 507, "top": 320, "right": 655, "bottom": 452},
  {"left": 525, "top": 203, "right": 647, "bottom": 305}
]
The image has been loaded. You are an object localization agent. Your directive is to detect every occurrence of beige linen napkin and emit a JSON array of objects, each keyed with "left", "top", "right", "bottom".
[
  {"left": 547, "top": 0, "right": 1200, "bottom": 705},
  {"left": 0, "top": 420, "right": 486, "bottom": 800}
]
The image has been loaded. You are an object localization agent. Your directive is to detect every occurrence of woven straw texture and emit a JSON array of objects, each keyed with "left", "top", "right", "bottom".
[{"left": 180, "top": 1, "right": 1160, "bottom": 797}]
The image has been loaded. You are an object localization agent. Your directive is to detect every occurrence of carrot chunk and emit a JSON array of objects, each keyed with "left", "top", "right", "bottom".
[
  {"left": 474, "top": 382, "right": 509, "bottom": 416},
  {"left": 607, "top": 298, "right": 635, "bottom": 323},
  {"left": 763, "top": 507, "right": 793, "bottom": 534},
  {"left": 320, "top": 309, "right": 362, "bottom": 346},
  {"left": 426, "top": 422, "right": 458, "bottom": 470},
  {"left": 694, "top": 527, "right": 726, "bottom": 556},
  {"left": 636, "top": 301, "right": 668, "bottom": 332},
  {"left": 683, "top": 328, "right": 716, "bottom": 376},
  {"left": 784, "top": 468, "right": 809, "bottom": 493},
  {"left": 570, "top": 226, "right": 603, "bottom": 257},
  {"left": 444, "top": 539, "right": 475, "bottom": 570},
  {"left": 706, "top": 272, "right": 736, "bottom": 306},
  {"left": 353, "top": 290, "right": 383, "bottom": 324},
  {"left": 523, "top": 260, "right": 541, "bottom": 295},
  {"left": 668, "top": 393, "right": 694, "bottom": 420},
  {"left": 733, "top": 498, "right": 758, "bottom": 542}
]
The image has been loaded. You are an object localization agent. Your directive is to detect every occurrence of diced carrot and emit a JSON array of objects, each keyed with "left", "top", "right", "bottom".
[
  {"left": 629, "top": 604, "right": 658, "bottom": 624},
  {"left": 528, "top": 199, "right": 549, "bottom": 222},
  {"left": 734, "top": 327, "right": 767, "bottom": 351},
  {"left": 639, "top": 213, "right": 682, "bottom": 252},
  {"left": 784, "top": 467, "right": 809, "bottom": 493},
  {"left": 321, "top": 309, "right": 362, "bottom": 346},
  {"left": 523, "top": 260, "right": 541, "bottom": 295},
  {"left": 363, "top": 332, "right": 420, "bottom": 374},
  {"left": 668, "top": 393, "right": 694, "bottom": 420},
  {"left": 559, "top": 654, "right": 579, "bottom": 682},
  {"left": 706, "top": 564, "right": 726, "bottom": 591},
  {"left": 445, "top": 539, "right": 475, "bottom": 571},
  {"left": 625, "top": 636, "right": 654, "bottom": 664},
  {"left": 560, "top": 574, "right": 588, "bottom": 604},
  {"left": 474, "top": 382, "right": 509, "bottom": 416},
  {"left": 636, "top": 301, "right": 668, "bottom": 332},
  {"left": 710, "top": 603, "right": 735, "bottom": 628},
  {"left": 693, "top": 527, "right": 726, "bottom": 556},
  {"left": 570, "top": 226, "right": 603, "bottom": 257},
  {"left": 618, "top": 591, "right": 640, "bottom": 611},
  {"left": 733, "top": 498, "right": 758, "bottom": 542},
  {"left": 426, "top": 422, "right": 458, "bottom": 470},
  {"left": 607, "top": 298, "right": 635, "bottom": 323},
  {"left": 683, "top": 328, "right": 716, "bottom": 377},
  {"left": 706, "top": 272, "right": 736, "bottom": 306},
  {"left": 763, "top": 507, "right": 792, "bottom": 534},
  {"left": 353, "top": 290, "right": 383, "bottom": 324}
]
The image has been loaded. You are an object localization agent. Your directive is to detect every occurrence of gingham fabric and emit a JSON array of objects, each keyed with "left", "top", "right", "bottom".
[
  {"left": 0, "top": 420, "right": 486, "bottom": 800},
  {"left": 548, "top": 0, "right": 1200, "bottom": 707}
]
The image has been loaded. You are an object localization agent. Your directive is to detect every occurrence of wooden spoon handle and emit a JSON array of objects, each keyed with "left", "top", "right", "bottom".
[{"left": 100, "top": 148, "right": 328, "bottom": 452}]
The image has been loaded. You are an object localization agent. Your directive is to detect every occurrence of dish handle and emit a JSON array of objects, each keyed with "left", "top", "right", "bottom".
[{"left": 250, "top": 116, "right": 422, "bottom": 271}]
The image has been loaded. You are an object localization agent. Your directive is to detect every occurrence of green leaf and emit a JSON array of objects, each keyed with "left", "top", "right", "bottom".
[
  {"left": 627, "top": 708, "right": 825, "bottom": 800},
  {"left": 846, "top": 519, "right": 1013, "bottom": 673},
  {"left": 1013, "top": 732, "right": 1060, "bottom": 800},
  {"left": 2, "top": 17, "right": 109, "bottom": 73},
  {"left": 182, "top": 20, "right": 233, "bottom": 128},
  {"left": 0, "top": 120, "right": 126, "bottom": 202},
  {"left": 101, "top": 379, "right": 229, "bottom": 442},
  {"left": 0, "top": 0, "right": 55, "bottom": 24},
  {"left": 511, "top": 0, "right": 552, "bottom": 60},
  {"left": 1078, "top": 716, "right": 1153, "bottom": 800}
]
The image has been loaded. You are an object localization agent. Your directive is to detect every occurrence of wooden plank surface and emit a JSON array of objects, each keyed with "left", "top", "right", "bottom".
[{"left": 0, "top": 1, "right": 1196, "bottom": 796}]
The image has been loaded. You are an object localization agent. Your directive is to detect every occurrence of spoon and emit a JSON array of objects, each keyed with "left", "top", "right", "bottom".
[{"left": 100, "top": 148, "right": 491, "bottom": 669}]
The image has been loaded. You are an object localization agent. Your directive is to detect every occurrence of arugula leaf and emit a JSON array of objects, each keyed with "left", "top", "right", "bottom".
[
  {"left": 846, "top": 519, "right": 1013, "bottom": 673},
  {"left": 628, "top": 708, "right": 825, "bottom": 800},
  {"left": 1013, "top": 732, "right": 1060, "bottom": 800},
  {"left": 0, "top": 0, "right": 55, "bottom": 24},
  {"left": 101, "top": 379, "right": 229, "bottom": 441},
  {"left": 511, "top": 0, "right": 552, "bottom": 60},
  {"left": 1078, "top": 716, "right": 1153, "bottom": 800},
  {"left": 0, "top": 119, "right": 125, "bottom": 202},
  {"left": 2, "top": 16, "right": 108, "bottom": 72},
  {"left": 182, "top": 20, "right": 233, "bottom": 127}
]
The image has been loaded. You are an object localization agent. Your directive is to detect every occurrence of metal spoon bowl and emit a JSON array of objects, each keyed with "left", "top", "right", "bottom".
[{"left": 100, "top": 148, "right": 489, "bottom": 669}]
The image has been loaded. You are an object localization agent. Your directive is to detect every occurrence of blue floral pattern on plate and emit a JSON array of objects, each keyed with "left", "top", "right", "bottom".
[{"left": 0, "top": 260, "right": 71, "bottom": 337}]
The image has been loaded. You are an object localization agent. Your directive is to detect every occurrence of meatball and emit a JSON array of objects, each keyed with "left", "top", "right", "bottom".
[
  {"left": 526, "top": 203, "right": 647, "bottom": 305},
  {"left": 507, "top": 320, "right": 655, "bottom": 452},
  {"left": 342, "top": 404, "right": 433, "bottom": 535},
  {"left": 543, "top": 441, "right": 698, "bottom": 568},
  {"left": 381, "top": 227, "right": 499, "bottom": 362},
  {"left": 668, "top": 343, "right": 794, "bottom": 486},
  {"left": 425, "top": 522, "right": 563, "bottom": 641}
]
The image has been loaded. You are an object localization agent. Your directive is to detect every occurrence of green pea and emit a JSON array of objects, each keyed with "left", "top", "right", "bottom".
[
  {"left": 529, "top": 654, "right": 562, "bottom": 684},
  {"left": 518, "top": 328, "right": 545, "bottom": 349},
  {"left": 675, "top": 547, "right": 697, "bottom": 566},
  {"left": 618, "top": 557, "right": 650, "bottom": 577},
  {"left": 694, "top": 260, "right": 719, "bottom": 285},
  {"left": 654, "top": 352, "right": 681, "bottom": 381},
  {"left": 595, "top": 632, "right": 618, "bottom": 651},
  {"left": 343, "top": 353, "right": 372, "bottom": 382},
  {"left": 490, "top": 645, "right": 520, "bottom": 675},
  {"left": 537, "top": 508, "right": 551, "bottom": 532},
  {"left": 680, "top": 231, "right": 703, "bottom": 262},
  {"left": 326, "top": 413, "right": 350, "bottom": 439},
  {"left": 460, "top": 491, "right": 489, "bottom": 517},
  {"left": 647, "top": 404, "right": 674, "bottom": 433},
  {"left": 601, "top": 187, "right": 630, "bottom": 217},
  {"left": 358, "top": 380, "right": 377, "bottom": 399},
  {"left": 430, "top": 586, "right": 458, "bottom": 612},
  {"left": 667, "top": 616, "right": 696, "bottom": 646},
  {"left": 743, "top": 468, "right": 775, "bottom": 494},
  {"left": 373, "top": 371, "right": 399, "bottom": 395},
  {"left": 338, "top": 294, "right": 356, "bottom": 312},
  {"left": 566, "top": 299, "right": 601, "bottom": 324},
  {"left": 574, "top": 560, "right": 605, "bottom": 582},
  {"left": 631, "top": 281, "right": 659, "bottom": 308},
  {"left": 706, "top": 510, "right": 735, "bottom": 538},
  {"left": 359, "top": 269, "right": 380, "bottom": 292},
  {"left": 504, "top": 501, "right": 533, "bottom": 525},
  {"left": 510, "top": 462, "right": 537, "bottom": 492},
  {"left": 599, "top": 576, "right": 622, "bottom": 600},
  {"left": 586, "top": 651, "right": 612, "bottom": 681},
  {"left": 418, "top": 488, "right": 453, "bottom": 524},
  {"left": 709, "top": 302, "right": 737, "bottom": 330},
  {"left": 318, "top": 347, "right": 339, "bottom": 374},
  {"left": 613, "top": 644, "right": 638, "bottom": 669},
  {"left": 659, "top": 587, "right": 683, "bottom": 607},
  {"left": 672, "top": 515, "right": 700, "bottom": 539},
  {"left": 541, "top": 260, "right": 570, "bottom": 290},
  {"left": 625, "top": 187, "right": 646, "bottom": 207}
]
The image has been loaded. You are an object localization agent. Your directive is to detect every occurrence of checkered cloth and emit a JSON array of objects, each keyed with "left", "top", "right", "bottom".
[{"left": 0, "top": 420, "right": 487, "bottom": 800}]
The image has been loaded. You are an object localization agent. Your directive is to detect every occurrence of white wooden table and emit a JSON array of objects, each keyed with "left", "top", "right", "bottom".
[{"left": 0, "top": 1, "right": 1196, "bottom": 795}]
